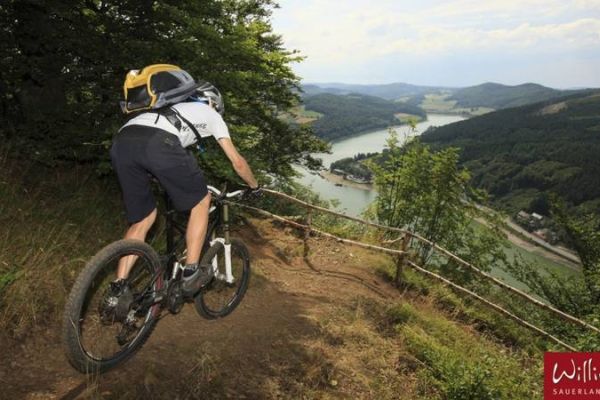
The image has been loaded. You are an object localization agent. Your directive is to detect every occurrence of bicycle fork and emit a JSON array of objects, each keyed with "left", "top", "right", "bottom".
[
  {"left": 214, "top": 201, "right": 234, "bottom": 284},
  {"left": 171, "top": 201, "right": 235, "bottom": 284}
]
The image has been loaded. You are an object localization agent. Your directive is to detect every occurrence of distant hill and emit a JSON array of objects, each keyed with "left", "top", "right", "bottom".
[
  {"left": 303, "top": 93, "right": 426, "bottom": 141},
  {"left": 302, "top": 82, "right": 449, "bottom": 100},
  {"left": 304, "top": 82, "right": 592, "bottom": 115},
  {"left": 301, "top": 84, "right": 347, "bottom": 97},
  {"left": 421, "top": 91, "right": 600, "bottom": 215},
  {"left": 449, "top": 82, "right": 571, "bottom": 109}
]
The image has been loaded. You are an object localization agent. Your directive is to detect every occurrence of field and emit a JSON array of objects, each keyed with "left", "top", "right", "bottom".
[
  {"left": 394, "top": 112, "right": 425, "bottom": 123},
  {"left": 469, "top": 220, "right": 579, "bottom": 296},
  {"left": 283, "top": 105, "right": 324, "bottom": 124},
  {"left": 421, "top": 93, "right": 494, "bottom": 116}
]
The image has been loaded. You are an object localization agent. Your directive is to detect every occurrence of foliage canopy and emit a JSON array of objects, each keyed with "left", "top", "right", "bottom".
[
  {"left": 421, "top": 91, "right": 600, "bottom": 216},
  {"left": 0, "top": 0, "right": 326, "bottom": 180},
  {"left": 367, "top": 128, "right": 508, "bottom": 283}
]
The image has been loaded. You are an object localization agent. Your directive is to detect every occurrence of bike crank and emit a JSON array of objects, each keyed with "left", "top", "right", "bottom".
[{"left": 167, "top": 280, "right": 185, "bottom": 314}]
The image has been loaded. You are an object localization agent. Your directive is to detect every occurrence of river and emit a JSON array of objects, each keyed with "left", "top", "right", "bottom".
[
  {"left": 294, "top": 114, "right": 466, "bottom": 217},
  {"left": 293, "top": 113, "right": 577, "bottom": 292}
]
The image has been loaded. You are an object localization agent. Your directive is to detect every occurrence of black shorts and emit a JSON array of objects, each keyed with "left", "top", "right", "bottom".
[{"left": 110, "top": 125, "right": 208, "bottom": 223}]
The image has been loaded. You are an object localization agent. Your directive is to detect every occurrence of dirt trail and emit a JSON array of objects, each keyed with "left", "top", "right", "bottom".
[{"left": 1, "top": 219, "right": 405, "bottom": 399}]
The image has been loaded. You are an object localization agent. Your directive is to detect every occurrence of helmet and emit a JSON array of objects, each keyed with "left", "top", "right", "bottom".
[
  {"left": 120, "top": 64, "right": 199, "bottom": 114},
  {"left": 192, "top": 80, "right": 225, "bottom": 115}
]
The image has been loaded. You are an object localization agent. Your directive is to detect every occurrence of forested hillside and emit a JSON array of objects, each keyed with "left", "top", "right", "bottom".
[
  {"left": 421, "top": 91, "right": 600, "bottom": 215},
  {"left": 302, "top": 82, "right": 448, "bottom": 100},
  {"left": 303, "top": 93, "right": 426, "bottom": 140},
  {"left": 301, "top": 84, "right": 347, "bottom": 97},
  {"left": 449, "top": 82, "right": 570, "bottom": 109}
]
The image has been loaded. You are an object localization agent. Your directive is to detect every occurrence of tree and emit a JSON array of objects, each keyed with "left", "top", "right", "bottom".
[
  {"left": 0, "top": 0, "right": 327, "bottom": 180},
  {"left": 367, "top": 127, "right": 508, "bottom": 283}
]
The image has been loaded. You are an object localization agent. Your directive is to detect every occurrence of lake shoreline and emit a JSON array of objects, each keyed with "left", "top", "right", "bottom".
[
  {"left": 421, "top": 109, "right": 477, "bottom": 117},
  {"left": 328, "top": 118, "right": 424, "bottom": 144},
  {"left": 319, "top": 170, "right": 373, "bottom": 191}
]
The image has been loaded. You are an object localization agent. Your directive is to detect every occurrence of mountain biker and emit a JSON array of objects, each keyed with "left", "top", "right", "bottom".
[{"left": 108, "top": 65, "right": 260, "bottom": 305}]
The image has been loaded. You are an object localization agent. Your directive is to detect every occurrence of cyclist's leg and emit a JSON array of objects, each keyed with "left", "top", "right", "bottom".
[
  {"left": 123, "top": 208, "right": 157, "bottom": 241},
  {"left": 144, "top": 131, "right": 212, "bottom": 291},
  {"left": 117, "top": 208, "right": 157, "bottom": 279},
  {"left": 111, "top": 127, "right": 159, "bottom": 280},
  {"left": 145, "top": 130, "right": 210, "bottom": 262},
  {"left": 185, "top": 193, "right": 211, "bottom": 265}
]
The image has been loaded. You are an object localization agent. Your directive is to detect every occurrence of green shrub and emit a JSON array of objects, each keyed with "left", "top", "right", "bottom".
[
  {"left": 401, "top": 326, "right": 541, "bottom": 399},
  {"left": 385, "top": 303, "right": 417, "bottom": 325}
]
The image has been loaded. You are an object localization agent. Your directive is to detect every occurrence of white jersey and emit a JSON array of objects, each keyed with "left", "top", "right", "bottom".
[{"left": 120, "top": 102, "right": 230, "bottom": 148}]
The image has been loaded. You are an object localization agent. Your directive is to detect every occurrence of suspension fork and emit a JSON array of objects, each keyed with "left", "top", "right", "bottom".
[
  {"left": 222, "top": 202, "right": 231, "bottom": 245},
  {"left": 210, "top": 202, "right": 234, "bottom": 283}
]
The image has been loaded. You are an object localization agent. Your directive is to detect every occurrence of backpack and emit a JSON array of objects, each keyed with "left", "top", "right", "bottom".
[{"left": 152, "top": 106, "right": 206, "bottom": 152}]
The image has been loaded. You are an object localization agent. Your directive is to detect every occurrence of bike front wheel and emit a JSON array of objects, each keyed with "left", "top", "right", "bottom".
[
  {"left": 194, "top": 238, "right": 250, "bottom": 319},
  {"left": 62, "top": 239, "right": 163, "bottom": 374}
]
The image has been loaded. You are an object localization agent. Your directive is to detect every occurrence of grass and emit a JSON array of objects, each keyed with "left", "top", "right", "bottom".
[
  {"left": 280, "top": 105, "right": 324, "bottom": 125},
  {"left": 501, "top": 240, "right": 578, "bottom": 278},
  {"left": 307, "top": 287, "right": 544, "bottom": 399},
  {"left": 394, "top": 113, "right": 425, "bottom": 123},
  {"left": 0, "top": 151, "right": 126, "bottom": 336},
  {"left": 399, "top": 320, "right": 541, "bottom": 399},
  {"left": 467, "top": 219, "right": 579, "bottom": 296},
  {"left": 421, "top": 93, "right": 494, "bottom": 116},
  {"left": 377, "top": 260, "right": 547, "bottom": 351}
]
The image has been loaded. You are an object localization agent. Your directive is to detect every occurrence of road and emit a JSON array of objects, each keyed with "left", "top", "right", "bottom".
[{"left": 474, "top": 203, "right": 581, "bottom": 267}]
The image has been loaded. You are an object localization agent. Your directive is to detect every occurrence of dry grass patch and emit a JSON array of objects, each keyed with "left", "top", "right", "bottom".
[{"left": 0, "top": 153, "right": 124, "bottom": 337}]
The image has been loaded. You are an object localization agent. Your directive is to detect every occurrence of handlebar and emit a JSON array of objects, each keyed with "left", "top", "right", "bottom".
[{"left": 207, "top": 185, "right": 245, "bottom": 200}]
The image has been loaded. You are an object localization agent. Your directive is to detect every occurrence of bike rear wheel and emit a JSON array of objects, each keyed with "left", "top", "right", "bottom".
[
  {"left": 194, "top": 238, "right": 250, "bottom": 319},
  {"left": 62, "top": 239, "right": 163, "bottom": 374}
]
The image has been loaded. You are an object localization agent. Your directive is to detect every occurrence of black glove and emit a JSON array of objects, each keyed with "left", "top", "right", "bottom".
[{"left": 243, "top": 186, "right": 263, "bottom": 201}]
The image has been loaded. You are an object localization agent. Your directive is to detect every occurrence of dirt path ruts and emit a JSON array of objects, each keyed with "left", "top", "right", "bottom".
[{"left": 0, "top": 220, "right": 400, "bottom": 399}]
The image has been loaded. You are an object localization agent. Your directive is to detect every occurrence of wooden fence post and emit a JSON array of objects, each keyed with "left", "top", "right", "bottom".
[
  {"left": 395, "top": 233, "right": 412, "bottom": 287},
  {"left": 304, "top": 208, "right": 312, "bottom": 260}
]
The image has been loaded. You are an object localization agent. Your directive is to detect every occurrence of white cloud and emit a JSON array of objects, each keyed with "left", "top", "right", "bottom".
[
  {"left": 272, "top": 0, "right": 600, "bottom": 86},
  {"left": 426, "top": 0, "right": 569, "bottom": 19}
]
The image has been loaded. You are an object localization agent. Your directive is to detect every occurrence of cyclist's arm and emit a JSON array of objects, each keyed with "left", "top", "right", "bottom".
[{"left": 217, "top": 138, "right": 259, "bottom": 189}]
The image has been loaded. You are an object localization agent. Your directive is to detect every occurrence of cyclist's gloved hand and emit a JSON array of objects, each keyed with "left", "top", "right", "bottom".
[{"left": 243, "top": 186, "right": 263, "bottom": 201}]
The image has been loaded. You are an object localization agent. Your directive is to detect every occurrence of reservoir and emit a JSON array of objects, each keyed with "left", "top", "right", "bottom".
[
  {"left": 294, "top": 113, "right": 578, "bottom": 292},
  {"left": 295, "top": 114, "right": 466, "bottom": 217}
]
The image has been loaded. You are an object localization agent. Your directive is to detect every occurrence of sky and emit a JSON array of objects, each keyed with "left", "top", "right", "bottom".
[{"left": 271, "top": 0, "right": 600, "bottom": 88}]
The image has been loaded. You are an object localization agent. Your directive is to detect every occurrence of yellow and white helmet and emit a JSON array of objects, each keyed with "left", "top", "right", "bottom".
[{"left": 120, "top": 64, "right": 199, "bottom": 114}]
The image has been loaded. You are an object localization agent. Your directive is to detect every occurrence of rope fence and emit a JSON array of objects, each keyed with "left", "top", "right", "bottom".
[{"left": 226, "top": 188, "right": 596, "bottom": 351}]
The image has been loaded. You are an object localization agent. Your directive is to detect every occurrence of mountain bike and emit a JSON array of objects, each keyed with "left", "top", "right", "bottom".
[{"left": 62, "top": 185, "right": 251, "bottom": 374}]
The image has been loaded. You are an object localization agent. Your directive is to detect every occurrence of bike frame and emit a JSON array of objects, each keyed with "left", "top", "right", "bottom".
[
  {"left": 163, "top": 185, "right": 239, "bottom": 285},
  {"left": 135, "top": 185, "right": 241, "bottom": 310}
]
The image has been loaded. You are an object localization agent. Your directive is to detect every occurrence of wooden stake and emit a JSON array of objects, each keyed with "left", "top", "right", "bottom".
[
  {"left": 394, "top": 233, "right": 411, "bottom": 286},
  {"left": 304, "top": 208, "right": 312, "bottom": 260}
]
